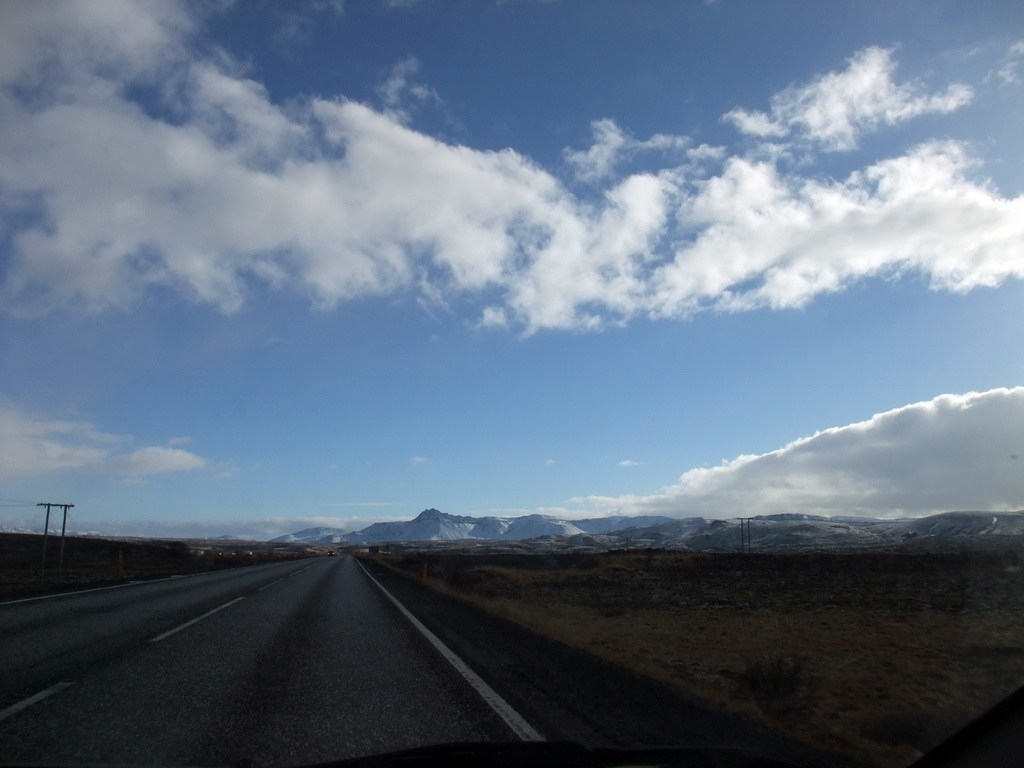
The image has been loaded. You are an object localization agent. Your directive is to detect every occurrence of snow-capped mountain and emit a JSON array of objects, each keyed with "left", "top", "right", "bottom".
[
  {"left": 467, "top": 516, "right": 512, "bottom": 539},
  {"left": 271, "top": 526, "right": 350, "bottom": 543},
  {"left": 345, "top": 509, "right": 587, "bottom": 543},
  {"left": 644, "top": 516, "right": 886, "bottom": 551},
  {"left": 274, "top": 509, "right": 640, "bottom": 544},
  {"left": 270, "top": 509, "right": 1024, "bottom": 551},
  {"left": 573, "top": 515, "right": 675, "bottom": 533},
  {"left": 353, "top": 509, "right": 479, "bottom": 542},
  {"left": 882, "top": 510, "right": 1024, "bottom": 538},
  {"left": 567, "top": 511, "right": 1024, "bottom": 552}
]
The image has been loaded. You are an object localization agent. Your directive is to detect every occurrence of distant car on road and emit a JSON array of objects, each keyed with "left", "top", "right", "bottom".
[{"left": 326, "top": 550, "right": 337, "bottom": 556}]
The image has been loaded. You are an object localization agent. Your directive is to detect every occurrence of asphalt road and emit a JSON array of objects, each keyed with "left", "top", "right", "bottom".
[
  {"left": 1, "top": 554, "right": 850, "bottom": 768},
  {"left": 0, "top": 556, "right": 516, "bottom": 766}
]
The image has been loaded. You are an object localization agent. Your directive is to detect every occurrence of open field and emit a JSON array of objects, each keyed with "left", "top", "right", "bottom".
[
  {"left": 0, "top": 533, "right": 318, "bottom": 597},
  {"left": 377, "top": 548, "right": 1024, "bottom": 768}
]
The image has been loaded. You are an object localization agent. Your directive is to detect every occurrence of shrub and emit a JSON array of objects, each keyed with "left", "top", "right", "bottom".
[{"left": 740, "top": 655, "right": 812, "bottom": 717}]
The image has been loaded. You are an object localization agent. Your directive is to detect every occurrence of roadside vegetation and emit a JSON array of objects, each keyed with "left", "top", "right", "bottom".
[{"left": 371, "top": 548, "right": 1024, "bottom": 768}]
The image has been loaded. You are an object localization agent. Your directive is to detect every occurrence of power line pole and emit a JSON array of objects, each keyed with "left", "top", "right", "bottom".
[
  {"left": 57, "top": 503, "right": 74, "bottom": 581},
  {"left": 738, "top": 517, "right": 754, "bottom": 554},
  {"left": 37, "top": 502, "right": 74, "bottom": 583}
]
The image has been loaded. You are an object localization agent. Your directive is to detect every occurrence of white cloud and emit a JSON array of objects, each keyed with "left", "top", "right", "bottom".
[
  {"left": 0, "top": 400, "right": 207, "bottom": 479},
  {"left": 724, "top": 47, "right": 973, "bottom": 150},
  {"left": 651, "top": 140, "right": 1024, "bottom": 316},
  {"left": 410, "top": 456, "right": 429, "bottom": 465},
  {"left": 564, "top": 118, "right": 690, "bottom": 182},
  {"left": 0, "top": 1, "right": 193, "bottom": 89},
  {"left": 0, "top": 7, "right": 1019, "bottom": 334},
  {"left": 618, "top": 459, "right": 643, "bottom": 467},
  {"left": 106, "top": 446, "right": 206, "bottom": 475},
  {"left": 0, "top": 403, "right": 114, "bottom": 479},
  {"left": 722, "top": 109, "right": 787, "bottom": 139},
  {"left": 376, "top": 56, "right": 440, "bottom": 121},
  {"left": 986, "top": 40, "right": 1024, "bottom": 86},
  {"left": 572, "top": 388, "right": 1024, "bottom": 519}
]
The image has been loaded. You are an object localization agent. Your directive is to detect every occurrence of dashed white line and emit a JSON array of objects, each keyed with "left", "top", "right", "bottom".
[
  {"left": 149, "top": 597, "right": 246, "bottom": 643},
  {"left": 257, "top": 577, "right": 286, "bottom": 592},
  {"left": 0, "top": 682, "right": 74, "bottom": 723},
  {"left": 354, "top": 559, "right": 544, "bottom": 742}
]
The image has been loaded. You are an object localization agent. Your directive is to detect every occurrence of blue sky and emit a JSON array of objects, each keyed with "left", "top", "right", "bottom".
[{"left": 1, "top": 0, "right": 1023, "bottom": 538}]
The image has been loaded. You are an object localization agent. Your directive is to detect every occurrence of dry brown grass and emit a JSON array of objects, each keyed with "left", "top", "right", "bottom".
[{"left": 377, "top": 550, "right": 1024, "bottom": 768}]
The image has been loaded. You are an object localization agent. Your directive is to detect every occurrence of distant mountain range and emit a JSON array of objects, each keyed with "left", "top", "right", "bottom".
[
  {"left": 270, "top": 509, "right": 675, "bottom": 544},
  {"left": 271, "top": 508, "right": 1024, "bottom": 552}
]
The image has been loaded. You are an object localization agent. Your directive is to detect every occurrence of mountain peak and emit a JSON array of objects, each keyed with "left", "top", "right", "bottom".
[{"left": 414, "top": 508, "right": 444, "bottom": 521}]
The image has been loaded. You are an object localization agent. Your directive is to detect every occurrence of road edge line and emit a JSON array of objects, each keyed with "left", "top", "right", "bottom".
[
  {"left": 0, "top": 681, "right": 73, "bottom": 723},
  {"left": 149, "top": 596, "right": 246, "bottom": 643},
  {"left": 355, "top": 558, "right": 544, "bottom": 742}
]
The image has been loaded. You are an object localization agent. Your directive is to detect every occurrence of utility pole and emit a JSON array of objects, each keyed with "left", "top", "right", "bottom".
[
  {"left": 37, "top": 502, "right": 74, "bottom": 583},
  {"left": 58, "top": 503, "right": 74, "bottom": 581},
  {"left": 38, "top": 503, "right": 52, "bottom": 582},
  {"left": 738, "top": 517, "right": 754, "bottom": 554}
]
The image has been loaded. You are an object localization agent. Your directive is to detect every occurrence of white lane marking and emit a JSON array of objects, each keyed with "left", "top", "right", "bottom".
[
  {"left": 257, "top": 560, "right": 322, "bottom": 592},
  {"left": 149, "top": 597, "right": 246, "bottom": 643},
  {"left": 354, "top": 559, "right": 544, "bottom": 742},
  {"left": 288, "top": 564, "right": 316, "bottom": 576},
  {"left": 0, "top": 681, "right": 74, "bottom": 723}
]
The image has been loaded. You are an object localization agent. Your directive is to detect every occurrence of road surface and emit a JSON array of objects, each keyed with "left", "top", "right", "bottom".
[
  {"left": 0, "top": 556, "right": 517, "bottom": 766},
  {"left": 1, "top": 554, "right": 844, "bottom": 768}
]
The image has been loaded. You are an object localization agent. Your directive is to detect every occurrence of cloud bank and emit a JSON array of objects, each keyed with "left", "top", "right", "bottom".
[
  {"left": 1, "top": 4, "right": 1021, "bottom": 332},
  {"left": 6, "top": 388, "right": 1022, "bottom": 527},
  {"left": 572, "top": 387, "right": 1024, "bottom": 519}
]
